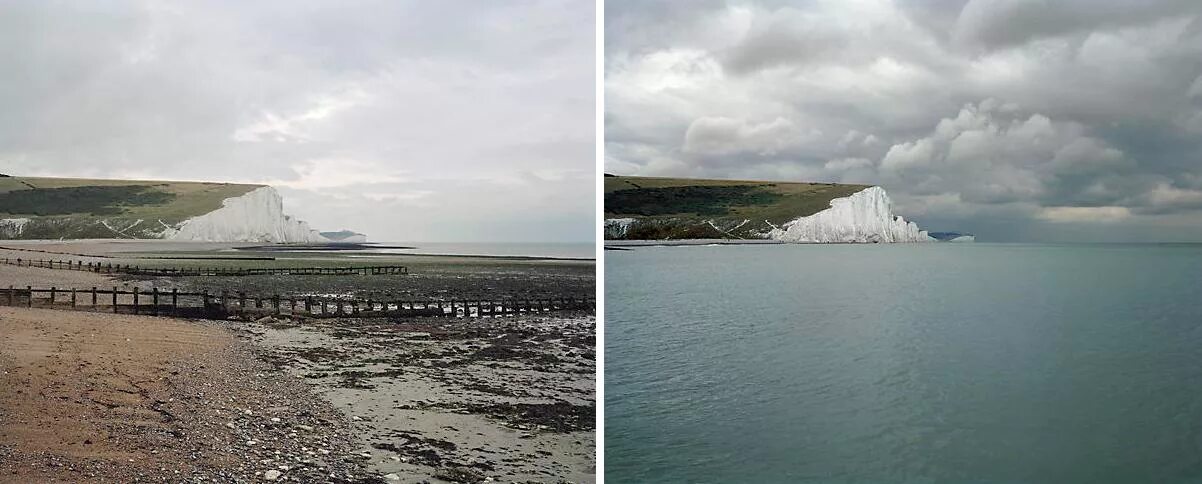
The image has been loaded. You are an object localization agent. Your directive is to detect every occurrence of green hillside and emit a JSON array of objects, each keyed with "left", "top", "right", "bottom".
[
  {"left": 604, "top": 175, "right": 869, "bottom": 239},
  {"left": 0, "top": 176, "right": 262, "bottom": 239}
]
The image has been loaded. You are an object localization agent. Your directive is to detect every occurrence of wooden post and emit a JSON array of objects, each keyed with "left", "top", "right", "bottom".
[
  {"left": 172, "top": 288, "right": 178, "bottom": 315},
  {"left": 133, "top": 287, "right": 139, "bottom": 315},
  {"left": 152, "top": 288, "right": 159, "bottom": 316},
  {"left": 71, "top": 289, "right": 76, "bottom": 308},
  {"left": 27, "top": 286, "right": 32, "bottom": 308},
  {"left": 112, "top": 287, "right": 118, "bottom": 312},
  {"left": 239, "top": 292, "right": 246, "bottom": 315},
  {"left": 203, "top": 291, "right": 211, "bottom": 314},
  {"left": 221, "top": 290, "right": 229, "bottom": 313},
  {"left": 273, "top": 295, "right": 280, "bottom": 315},
  {"left": 92, "top": 287, "right": 97, "bottom": 306},
  {"left": 305, "top": 296, "right": 312, "bottom": 314},
  {"left": 321, "top": 299, "right": 327, "bottom": 316},
  {"left": 49, "top": 287, "right": 56, "bottom": 305},
  {"left": 7, "top": 285, "right": 12, "bottom": 306}
]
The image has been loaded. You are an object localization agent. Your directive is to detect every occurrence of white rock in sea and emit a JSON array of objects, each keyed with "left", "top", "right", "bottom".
[
  {"left": 768, "top": 186, "right": 933, "bottom": 243},
  {"left": 165, "top": 186, "right": 329, "bottom": 243}
]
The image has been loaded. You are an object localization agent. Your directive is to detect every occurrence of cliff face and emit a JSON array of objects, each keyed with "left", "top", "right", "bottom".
[
  {"left": 767, "top": 186, "right": 932, "bottom": 243},
  {"left": 603, "top": 175, "right": 935, "bottom": 243},
  {"left": 0, "top": 177, "right": 342, "bottom": 243},
  {"left": 603, "top": 175, "right": 871, "bottom": 240},
  {"left": 165, "top": 187, "right": 329, "bottom": 243},
  {"left": 0, "top": 218, "right": 30, "bottom": 238}
]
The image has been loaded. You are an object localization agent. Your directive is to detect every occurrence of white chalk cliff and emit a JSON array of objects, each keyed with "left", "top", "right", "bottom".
[
  {"left": 165, "top": 186, "right": 329, "bottom": 243},
  {"left": 0, "top": 218, "right": 30, "bottom": 238},
  {"left": 768, "top": 186, "right": 933, "bottom": 243}
]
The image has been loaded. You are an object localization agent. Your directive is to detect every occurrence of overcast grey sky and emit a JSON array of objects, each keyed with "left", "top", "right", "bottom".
[
  {"left": 0, "top": 0, "right": 594, "bottom": 243},
  {"left": 606, "top": 0, "right": 1202, "bottom": 242}
]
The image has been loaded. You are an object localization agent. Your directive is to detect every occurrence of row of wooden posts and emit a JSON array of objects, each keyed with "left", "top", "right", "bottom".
[
  {"left": 1, "top": 285, "right": 594, "bottom": 319},
  {"left": 1, "top": 257, "right": 407, "bottom": 277}
]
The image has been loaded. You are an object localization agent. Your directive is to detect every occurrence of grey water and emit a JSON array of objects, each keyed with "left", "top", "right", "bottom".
[
  {"left": 605, "top": 243, "right": 1202, "bottom": 483},
  {"left": 367, "top": 242, "right": 594, "bottom": 259}
]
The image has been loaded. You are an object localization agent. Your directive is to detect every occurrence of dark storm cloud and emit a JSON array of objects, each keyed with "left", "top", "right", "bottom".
[
  {"left": 0, "top": 0, "right": 594, "bottom": 242},
  {"left": 951, "top": 0, "right": 1200, "bottom": 51},
  {"left": 605, "top": 0, "right": 1202, "bottom": 241}
]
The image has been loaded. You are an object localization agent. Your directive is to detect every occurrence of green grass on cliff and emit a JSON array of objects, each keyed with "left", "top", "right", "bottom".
[
  {"left": 0, "top": 176, "right": 261, "bottom": 221},
  {"left": 0, "top": 176, "right": 263, "bottom": 239}
]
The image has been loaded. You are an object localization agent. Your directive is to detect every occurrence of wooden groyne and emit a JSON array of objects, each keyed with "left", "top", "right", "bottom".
[
  {"left": 1, "top": 257, "right": 407, "bottom": 276},
  {"left": 0, "top": 285, "right": 594, "bottom": 319}
]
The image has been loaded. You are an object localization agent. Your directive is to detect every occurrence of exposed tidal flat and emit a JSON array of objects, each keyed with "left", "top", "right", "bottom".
[
  {"left": 606, "top": 243, "right": 1202, "bottom": 483},
  {"left": 1, "top": 240, "right": 595, "bottom": 482}
]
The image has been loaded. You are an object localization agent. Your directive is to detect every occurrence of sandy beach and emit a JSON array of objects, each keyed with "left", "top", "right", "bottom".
[{"left": 0, "top": 307, "right": 371, "bottom": 483}]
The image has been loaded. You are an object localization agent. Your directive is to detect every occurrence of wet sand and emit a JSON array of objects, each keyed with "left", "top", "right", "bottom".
[
  {"left": 246, "top": 315, "right": 596, "bottom": 482},
  {"left": 0, "top": 263, "right": 120, "bottom": 288},
  {"left": 1, "top": 242, "right": 596, "bottom": 302}
]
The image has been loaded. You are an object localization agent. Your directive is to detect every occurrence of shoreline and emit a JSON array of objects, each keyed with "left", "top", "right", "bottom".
[
  {"left": 0, "top": 247, "right": 596, "bottom": 482},
  {"left": 0, "top": 239, "right": 595, "bottom": 263},
  {"left": 604, "top": 239, "right": 787, "bottom": 248}
]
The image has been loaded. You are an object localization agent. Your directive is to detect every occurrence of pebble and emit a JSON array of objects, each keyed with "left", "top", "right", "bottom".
[{"left": 263, "top": 469, "right": 282, "bottom": 480}]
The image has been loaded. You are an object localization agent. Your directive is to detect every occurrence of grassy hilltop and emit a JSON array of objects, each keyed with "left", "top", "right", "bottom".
[
  {"left": 0, "top": 175, "right": 262, "bottom": 239},
  {"left": 603, "top": 175, "right": 869, "bottom": 239}
]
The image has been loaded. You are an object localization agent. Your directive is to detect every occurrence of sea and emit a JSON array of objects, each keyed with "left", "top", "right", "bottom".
[
  {"left": 605, "top": 243, "right": 1202, "bottom": 483},
  {"left": 349, "top": 242, "right": 594, "bottom": 259}
]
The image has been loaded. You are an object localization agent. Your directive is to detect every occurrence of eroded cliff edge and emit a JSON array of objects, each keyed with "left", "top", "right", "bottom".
[
  {"left": 604, "top": 175, "right": 939, "bottom": 243},
  {"left": 0, "top": 176, "right": 343, "bottom": 242}
]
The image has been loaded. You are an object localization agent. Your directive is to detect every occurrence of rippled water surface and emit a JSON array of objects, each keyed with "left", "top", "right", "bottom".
[
  {"left": 605, "top": 244, "right": 1202, "bottom": 483},
  {"left": 372, "top": 242, "right": 594, "bottom": 259}
]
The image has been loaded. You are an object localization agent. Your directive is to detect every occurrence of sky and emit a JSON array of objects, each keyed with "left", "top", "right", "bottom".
[
  {"left": 0, "top": 1, "right": 595, "bottom": 243},
  {"left": 605, "top": 0, "right": 1202, "bottom": 242}
]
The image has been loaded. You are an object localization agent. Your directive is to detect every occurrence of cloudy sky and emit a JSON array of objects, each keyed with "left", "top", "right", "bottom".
[
  {"left": 0, "top": 1, "right": 594, "bottom": 243},
  {"left": 606, "top": 0, "right": 1202, "bottom": 242}
]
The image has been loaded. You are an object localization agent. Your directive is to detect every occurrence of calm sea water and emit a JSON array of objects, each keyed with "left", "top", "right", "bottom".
[
  {"left": 605, "top": 243, "right": 1202, "bottom": 483},
  {"left": 369, "top": 242, "right": 594, "bottom": 259}
]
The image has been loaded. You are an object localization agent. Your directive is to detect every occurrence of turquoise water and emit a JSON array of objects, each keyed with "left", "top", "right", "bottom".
[{"left": 605, "top": 243, "right": 1202, "bottom": 483}]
